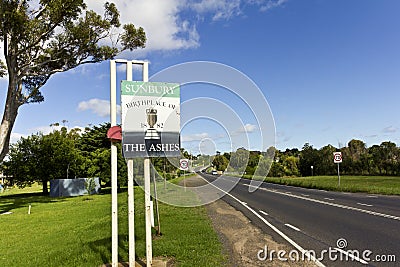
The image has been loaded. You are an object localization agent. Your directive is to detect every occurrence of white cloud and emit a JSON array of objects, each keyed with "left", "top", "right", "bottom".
[
  {"left": 10, "top": 133, "right": 27, "bottom": 144},
  {"left": 236, "top": 123, "right": 257, "bottom": 134},
  {"left": 77, "top": 98, "right": 121, "bottom": 117},
  {"left": 383, "top": 126, "right": 398, "bottom": 133},
  {"left": 259, "top": 0, "right": 287, "bottom": 12},
  {"left": 190, "top": 0, "right": 242, "bottom": 21},
  {"left": 182, "top": 132, "right": 210, "bottom": 142},
  {"left": 85, "top": 0, "right": 285, "bottom": 52},
  {"left": 85, "top": 0, "right": 200, "bottom": 52}
]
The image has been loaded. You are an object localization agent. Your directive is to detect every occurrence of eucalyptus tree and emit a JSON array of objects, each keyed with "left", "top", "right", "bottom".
[{"left": 0, "top": 0, "right": 146, "bottom": 161}]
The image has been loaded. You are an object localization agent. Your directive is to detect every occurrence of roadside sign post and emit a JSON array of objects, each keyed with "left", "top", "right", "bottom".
[
  {"left": 111, "top": 59, "right": 149, "bottom": 266},
  {"left": 152, "top": 164, "right": 161, "bottom": 235},
  {"left": 333, "top": 152, "right": 342, "bottom": 187},
  {"left": 109, "top": 60, "right": 119, "bottom": 267},
  {"left": 180, "top": 159, "right": 189, "bottom": 191},
  {"left": 119, "top": 64, "right": 181, "bottom": 267}
]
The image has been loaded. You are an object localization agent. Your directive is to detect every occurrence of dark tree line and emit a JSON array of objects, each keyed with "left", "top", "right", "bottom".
[
  {"left": 3, "top": 124, "right": 399, "bottom": 193},
  {"left": 1, "top": 123, "right": 183, "bottom": 193},
  {"left": 298, "top": 140, "right": 400, "bottom": 176},
  {"left": 212, "top": 139, "right": 400, "bottom": 177}
]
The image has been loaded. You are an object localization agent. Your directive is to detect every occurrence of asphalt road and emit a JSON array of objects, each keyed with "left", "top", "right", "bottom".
[{"left": 198, "top": 173, "right": 400, "bottom": 267}]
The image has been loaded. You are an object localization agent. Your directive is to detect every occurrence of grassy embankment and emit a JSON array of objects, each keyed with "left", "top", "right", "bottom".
[
  {"left": 0, "top": 179, "right": 225, "bottom": 267},
  {"left": 242, "top": 175, "right": 400, "bottom": 195}
]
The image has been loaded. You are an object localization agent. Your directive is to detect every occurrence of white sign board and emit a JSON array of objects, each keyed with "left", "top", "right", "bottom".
[
  {"left": 179, "top": 159, "right": 189, "bottom": 171},
  {"left": 333, "top": 152, "right": 342, "bottom": 163},
  {"left": 121, "top": 81, "right": 180, "bottom": 158}
]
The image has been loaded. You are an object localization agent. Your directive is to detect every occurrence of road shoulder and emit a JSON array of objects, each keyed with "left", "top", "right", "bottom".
[{"left": 183, "top": 175, "right": 316, "bottom": 267}]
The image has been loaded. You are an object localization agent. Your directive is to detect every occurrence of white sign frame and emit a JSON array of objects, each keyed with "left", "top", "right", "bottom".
[
  {"left": 333, "top": 152, "right": 343, "bottom": 164},
  {"left": 179, "top": 159, "right": 189, "bottom": 171}
]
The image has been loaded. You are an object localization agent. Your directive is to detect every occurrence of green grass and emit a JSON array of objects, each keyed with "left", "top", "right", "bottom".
[
  {"left": 259, "top": 175, "right": 400, "bottom": 195},
  {"left": 0, "top": 182, "right": 225, "bottom": 267},
  {"left": 0, "top": 182, "right": 43, "bottom": 196}
]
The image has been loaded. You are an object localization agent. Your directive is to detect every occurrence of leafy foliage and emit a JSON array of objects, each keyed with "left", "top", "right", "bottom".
[
  {"left": 2, "top": 123, "right": 186, "bottom": 194},
  {"left": 4, "top": 127, "right": 82, "bottom": 193},
  {"left": 209, "top": 139, "right": 400, "bottom": 178},
  {"left": 0, "top": 1, "right": 146, "bottom": 161},
  {"left": 212, "top": 154, "right": 229, "bottom": 171}
]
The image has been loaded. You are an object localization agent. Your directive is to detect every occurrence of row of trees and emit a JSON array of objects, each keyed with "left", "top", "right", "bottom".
[
  {"left": 298, "top": 140, "right": 400, "bottom": 176},
  {"left": 2, "top": 122, "right": 399, "bottom": 194},
  {"left": 1, "top": 123, "right": 182, "bottom": 194},
  {"left": 211, "top": 139, "right": 400, "bottom": 177}
]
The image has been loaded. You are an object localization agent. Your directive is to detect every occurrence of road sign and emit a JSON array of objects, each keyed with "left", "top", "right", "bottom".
[
  {"left": 121, "top": 81, "right": 181, "bottom": 158},
  {"left": 179, "top": 159, "right": 189, "bottom": 171},
  {"left": 333, "top": 152, "right": 342, "bottom": 163}
]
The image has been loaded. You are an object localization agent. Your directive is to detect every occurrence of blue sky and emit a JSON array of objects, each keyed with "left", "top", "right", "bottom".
[{"left": 1, "top": 0, "right": 400, "bottom": 153}]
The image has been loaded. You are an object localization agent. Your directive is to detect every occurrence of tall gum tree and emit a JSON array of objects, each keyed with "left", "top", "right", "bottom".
[{"left": 0, "top": 0, "right": 146, "bottom": 161}]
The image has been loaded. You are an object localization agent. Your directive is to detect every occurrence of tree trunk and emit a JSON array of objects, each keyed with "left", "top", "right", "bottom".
[
  {"left": 42, "top": 179, "right": 48, "bottom": 195},
  {"left": 0, "top": 81, "right": 20, "bottom": 162}
]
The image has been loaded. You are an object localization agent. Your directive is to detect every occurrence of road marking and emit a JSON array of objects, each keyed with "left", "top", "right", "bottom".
[
  {"left": 245, "top": 184, "right": 400, "bottom": 221},
  {"left": 241, "top": 201, "right": 248, "bottom": 205},
  {"left": 334, "top": 248, "right": 369, "bottom": 265},
  {"left": 324, "top": 197, "right": 335, "bottom": 201},
  {"left": 285, "top": 223, "right": 301, "bottom": 232},
  {"left": 200, "top": 176, "right": 326, "bottom": 267},
  {"left": 357, "top": 203, "right": 373, "bottom": 207},
  {"left": 366, "top": 195, "right": 378, "bottom": 198},
  {"left": 285, "top": 191, "right": 292, "bottom": 194},
  {"left": 259, "top": 210, "right": 269, "bottom": 216},
  {"left": 301, "top": 194, "right": 310, "bottom": 197}
]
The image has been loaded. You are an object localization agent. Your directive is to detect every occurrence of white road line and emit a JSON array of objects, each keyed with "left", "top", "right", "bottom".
[
  {"left": 301, "top": 194, "right": 310, "bottom": 197},
  {"left": 357, "top": 203, "right": 373, "bottom": 207},
  {"left": 324, "top": 197, "right": 335, "bottom": 201},
  {"left": 259, "top": 210, "right": 269, "bottom": 216},
  {"left": 285, "top": 223, "right": 301, "bottom": 232},
  {"left": 285, "top": 191, "right": 292, "bottom": 194},
  {"left": 245, "top": 184, "right": 400, "bottom": 221},
  {"left": 200, "top": 176, "right": 326, "bottom": 267},
  {"left": 333, "top": 248, "right": 369, "bottom": 265},
  {"left": 366, "top": 195, "right": 378, "bottom": 198}
]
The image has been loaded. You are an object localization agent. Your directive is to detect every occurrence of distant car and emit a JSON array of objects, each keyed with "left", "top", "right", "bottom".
[{"left": 212, "top": 170, "right": 218, "bottom": 175}]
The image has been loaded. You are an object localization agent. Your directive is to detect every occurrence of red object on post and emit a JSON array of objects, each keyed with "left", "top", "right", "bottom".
[{"left": 107, "top": 126, "right": 122, "bottom": 142}]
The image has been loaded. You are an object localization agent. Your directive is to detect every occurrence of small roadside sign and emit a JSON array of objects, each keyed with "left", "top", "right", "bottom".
[
  {"left": 333, "top": 152, "right": 342, "bottom": 163},
  {"left": 179, "top": 159, "right": 189, "bottom": 171}
]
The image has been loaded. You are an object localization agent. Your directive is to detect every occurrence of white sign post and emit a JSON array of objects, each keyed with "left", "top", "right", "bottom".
[
  {"left": 120, "top": 73, "right": 181, "bottom": 267},
  {"left": 111, "top": 60, "right": 149, "bottom": 267},
  {"left": 333, "top": 152, "right": 342, "bottom": 187}
]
